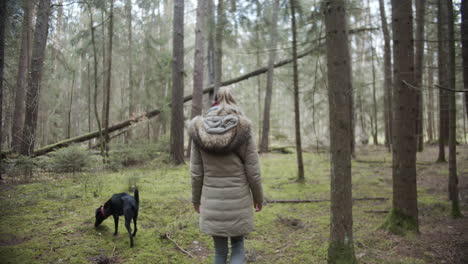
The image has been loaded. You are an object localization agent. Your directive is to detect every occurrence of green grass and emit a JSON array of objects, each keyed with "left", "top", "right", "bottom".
[{"left": 0, "top": 146, "right": 463, "bottom": 264}]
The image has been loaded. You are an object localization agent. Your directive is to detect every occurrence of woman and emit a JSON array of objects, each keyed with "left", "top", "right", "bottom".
[{"left": 189, "top": 87, "right": 264, "bottom": 264}]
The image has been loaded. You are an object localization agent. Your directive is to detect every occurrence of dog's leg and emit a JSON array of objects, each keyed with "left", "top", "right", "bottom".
[
  {"left": 132, "top": 215, "right": 138, "bottom": 237},
  {"left": 113, "top": 215, "right": 119, "bottom": 236},
  {"left": 125, "top": 216, "right": 134, "bottom": 247}
]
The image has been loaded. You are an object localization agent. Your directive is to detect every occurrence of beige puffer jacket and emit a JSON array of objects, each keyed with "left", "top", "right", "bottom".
[{"left": 189, "top": 105, "right": 263, "bottom": 237}]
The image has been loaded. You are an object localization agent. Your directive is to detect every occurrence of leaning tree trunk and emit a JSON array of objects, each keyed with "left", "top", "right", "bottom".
[
  {"left": 12, "top": 0, "right": 33, "bottom": 153},
  {"left": 437, "top": 0, "right": 449, "bottom": 163},
  {"left": 446, "top": 0, "right": 462, "bottom": 218},
  {"left": 20, "top": 0, "right": 52, "bottom": 156},
  {"left": 170, "top": 0, "right": 185, "bottom": 165},
  {"left": 414, "top": 0, "right": 426, "bottom": 152},
  {"left": 378, "top": 0, "right": 392, "bottom": 151},
  {"left": 323, "top": 0, "right": 357, "bottom": 262},
  {"left": 290, "top": 0, "right": 305, "bottom": 182},
  {"left": 382, "top": 0, "right": 419, "bottom": 234},
  {"left": 462, "top": 0, "right": 468, "bottom": 121},
  {"left": 260, "top": 0, "right": 280, "bottom": 153}
]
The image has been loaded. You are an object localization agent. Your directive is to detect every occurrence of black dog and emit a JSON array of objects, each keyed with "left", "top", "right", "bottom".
[{"left": 95, "top": 189, "right": 139, "bottom": 247}]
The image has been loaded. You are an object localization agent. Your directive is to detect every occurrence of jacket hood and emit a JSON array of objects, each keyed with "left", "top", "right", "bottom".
[{"left": 189, "top": 105, "right": 252, "bottom": 153}]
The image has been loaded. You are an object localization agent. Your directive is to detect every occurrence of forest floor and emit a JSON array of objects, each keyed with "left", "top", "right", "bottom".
[{"left": 0, "top": 144, "right": 467, "bottom": 264}]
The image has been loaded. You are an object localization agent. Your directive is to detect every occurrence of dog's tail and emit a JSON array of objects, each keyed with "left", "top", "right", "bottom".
[{"left": 134, "top": 188, "right": 139, "bottom": 204}]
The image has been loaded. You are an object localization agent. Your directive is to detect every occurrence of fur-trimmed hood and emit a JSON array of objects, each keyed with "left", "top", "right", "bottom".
[{"left": 189, "top": 105, "right": 252, "bottom": 153}]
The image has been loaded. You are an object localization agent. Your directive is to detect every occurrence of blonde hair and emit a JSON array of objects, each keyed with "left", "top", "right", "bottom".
[{"left": 215, "top": 87, "right": 237, "bottom": 106}]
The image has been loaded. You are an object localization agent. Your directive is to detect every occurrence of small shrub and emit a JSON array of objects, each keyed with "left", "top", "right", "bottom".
[
  {"left": 48, "top": 145, "right": 92, "bottom": 173},
  {"left": 3, "top": 155, "right": 37, "bottom": 178}
]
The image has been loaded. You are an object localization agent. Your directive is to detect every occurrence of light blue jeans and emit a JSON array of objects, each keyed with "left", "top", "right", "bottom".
[{"left": 213, "top": 235, "right": 244, "bottom": 264}]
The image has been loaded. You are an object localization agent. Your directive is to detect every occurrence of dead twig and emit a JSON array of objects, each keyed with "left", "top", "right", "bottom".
[{"left": 161, "top": 232, "right": 194, "bottom": 258}]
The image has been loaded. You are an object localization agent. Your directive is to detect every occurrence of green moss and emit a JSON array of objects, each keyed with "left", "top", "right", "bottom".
[
  {"left": 327, "top": 241, "right": 357, "bottom": 264},
  {"left": 381, "top": 208, "right": 418, "bottom": 235}
]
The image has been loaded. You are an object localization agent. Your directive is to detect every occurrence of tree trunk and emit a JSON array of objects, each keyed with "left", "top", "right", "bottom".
[
  {"left": 188, "top": 0, "right": 207, "bottom": 158},
  {"left": 170, "top": 0, "right": 185, "bottom": 165},
  {"left": 446, "top": 0, "right": 462, "bottom": 218},
  {"left": 426, "top": 50, "right": 435, "bottom": 143},
  {"left": 67, "top": 71, "right": 76, "bottom": 139},
  {"left": 290, "top": 0, "right": 305, "bottom": 182},
  {"left": 323, "top": 0, "right": 357, "bottom": 262},
  {"left": 378, "top": 0, "right": 392, "bottom": 151},
  {"left": 383, "top": 0, "right": 419, "bottom": 234},
  {"left": 0, "top": 0, "right": 7, "bottom": 179},
  {"left": 103, "top": 0, "right": 114, "bottom": 158},
  {"left": 20, "top": 0, "right": 52, "bottom": 156},
  {"left": 88, "top": 4, "right": 105, "bottom": 158},
  {"left": 206, "top": 0, "right": 215, "bottom": 108},
  {"left": 260, "top": 0, "right": 280, "bottom": 153},
  {"left": 125, "top": 0, "right": 134, "bottom": 143},
  {"left": 12, "top": 0, "right": 33, "bottom": 153},
  {"left": 371, "top": 46, "right": 378, "bottom": 145},
  {"left": 462, "top": 0, "right": 468, "bottom": 121},
  {"left": 414, "top": 0, "right": 426, "bottom": 152},
  {"left": 437, "top": 0, "right": 449, "bottom": 163},
  {"left": 214, "top": 0, "right": 226, "bottom": 98}
]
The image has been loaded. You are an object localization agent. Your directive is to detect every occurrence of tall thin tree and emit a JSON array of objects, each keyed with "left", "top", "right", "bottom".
[
  {"left": 170, "top": 0, "right": 185, "bottom": 165},
  {"left": 20, "top": 0, "right": 53, "bottom": 155},
  {"left": 103, "top": 0, "right": 115, "bottom": 158},
  {"left": 382, "top": 0, "right": 419, "bottom": 234},
  {"left": 323, "top": 0, "right": 357, "bottom": 262},
  {"left": 446, "top": 0, "right": 463, "bottom": 218},
  {"left": 12, "top": 0, "right": 33, "bottom": 153},
  {"left": 0, "top": 0, "right": 7, "bottom": 179},
  {"left": 125, "top": 0, "right": 135, "bottom": 143},
  {"left": 378, "top": 0, "right": 393, "bottom": 151},
  {"left": 260, "top": 0, "right": 280, "bottom": 153},
  {"left": 213, "top": 0, "right": 227, "bottom": 99},
  {"left": 461, "top": 0, "right": 468, "bottom": 120},
  {"left": 414, "top": 0, "right": 426, "bottom": 152},
  {"left": 437, "top": 0, "right": 449, "bottom": 162},
  {"left": 290, "top": 0, "right": 305, "bottom": 182},
  {"left": 189, "top": 0, "right": 207, "bottom": 157}
]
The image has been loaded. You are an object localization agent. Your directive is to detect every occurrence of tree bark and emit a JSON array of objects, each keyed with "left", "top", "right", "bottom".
[
  {"left": 20, "top": 0, "right": 52, "bottom": 156},
  {"left": 378, "top": 0, "right": 393, "bottom": 151},
  {"left": 290, "top": 0, "right": 305, "bottom": 182},
  {"left": 462, "top": 0, "right": 468, "bottom": 121},
  {"left": 260, "top": 0, "right": 280, "bottom": 153},
  {"left": 323, "top": 0, "right": 357, "bottom": 262},
  {"left": 67, "top": 71, "right": 76, "bottom": 139},
  {"left": 12, "top": 0, "right": 33, "bottom": 153},
  {"left": 437, "top": 0, "right": 449, "bottom": 162},
  {"left": 170, "top": 0, "right": 185, "bottom": 165},
  {"left": 414, "top": 0, "right": 426, "bottom": 152},
  {"left": 384, "top": 0, "right": 419, "bottom": 234}
]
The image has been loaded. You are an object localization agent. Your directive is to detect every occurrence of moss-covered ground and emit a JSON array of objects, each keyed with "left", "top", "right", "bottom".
[{"left": 0, "top": 145, "right": 467, "bottom": 264}]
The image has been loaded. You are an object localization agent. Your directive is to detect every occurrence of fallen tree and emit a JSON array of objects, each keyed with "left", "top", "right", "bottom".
[
  {"left": 32, "top": 27, "right": 378, "bottom": 157},
  {"left": 33, "top": 47, "right": 316, "bottom": 157}
]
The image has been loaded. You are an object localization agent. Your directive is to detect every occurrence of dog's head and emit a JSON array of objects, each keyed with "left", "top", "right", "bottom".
[{"left": 94, "top": 205, "right": 107, "bottom": 227}]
